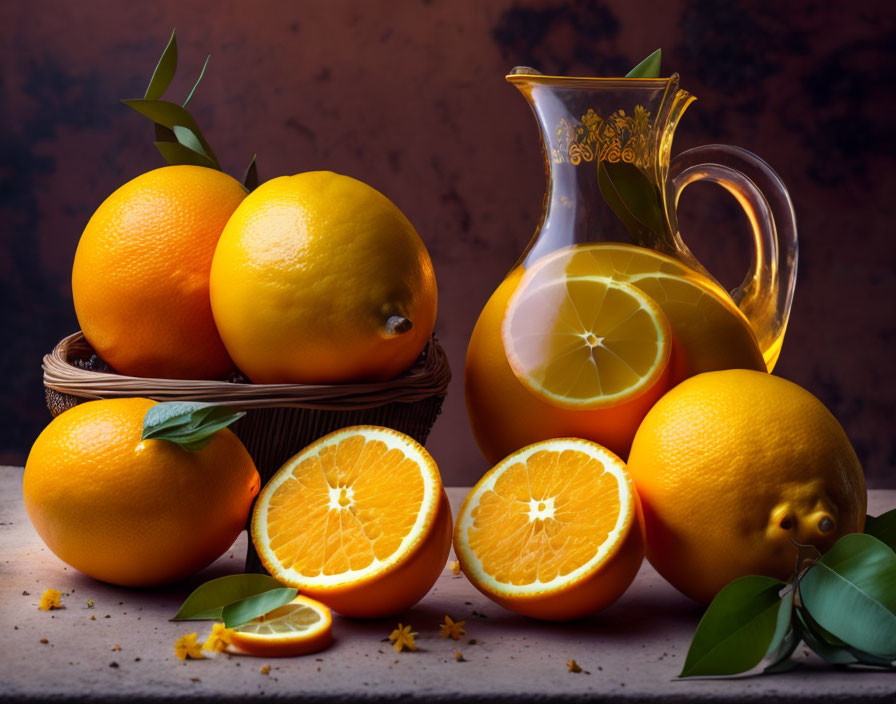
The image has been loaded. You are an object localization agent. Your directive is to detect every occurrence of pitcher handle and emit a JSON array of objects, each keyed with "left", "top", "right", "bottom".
[{"left": 669, "top": 144, "right": 798, "bottom": 371}]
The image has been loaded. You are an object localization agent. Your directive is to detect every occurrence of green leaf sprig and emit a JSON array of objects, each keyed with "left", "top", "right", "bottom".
[
  {"left": 625, "top": 49, "right": 662, "bottom": 79},
  {"left": 141, "top": 401, "right": 245, "bottom": 451},
  {"left": 173, "top": 574, "right": 298, "bottom": 628},
  {"left": 597, "top": 49, "right": 668, "bottom": 247},
  {"left": 680, "top": 509, "right": 896, "bottom": 678},
  {"left": 124, "top": 28, "right": 258, "bottom": 190}
]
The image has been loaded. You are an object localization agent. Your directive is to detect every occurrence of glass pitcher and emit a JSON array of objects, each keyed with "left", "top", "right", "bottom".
[{"left": 465, "top": 69, "right": 798, "bottom": 465}]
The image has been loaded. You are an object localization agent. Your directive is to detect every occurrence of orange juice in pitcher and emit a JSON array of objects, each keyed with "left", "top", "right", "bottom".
[{"left": 466, "top": 67, "right": 797, "bottom": 465}]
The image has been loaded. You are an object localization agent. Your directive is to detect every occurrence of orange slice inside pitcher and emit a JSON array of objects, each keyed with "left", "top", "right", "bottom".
[
  {"left": 516, "top": 243, "right": 765, "bottom": 378},
  {"left": 250, "top": 425, "right": 451, "bottom": 618},
  {"left": 502, "top": 269, "right": 671, "bottom": 409},
  {"left": 453, "top": 438, "right": 644, "bottom": 621}
]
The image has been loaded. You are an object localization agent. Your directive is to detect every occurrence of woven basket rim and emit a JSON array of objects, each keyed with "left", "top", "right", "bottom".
[{"left": 43, "top": 332, "right": 451, "bottom": 410}]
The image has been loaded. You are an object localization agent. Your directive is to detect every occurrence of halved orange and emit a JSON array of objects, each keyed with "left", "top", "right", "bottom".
[
  {"left": 502, "top": 268, "right": 672, "bottom": 409},
  {"left": 453, "top": 438, "right": 644, "bottom": 621},
  {"left": 251, "top": 426, "right": 452, "bottom": 618},
  {"left": 229, "top": 595, "right": 333, "bottom": 657}
]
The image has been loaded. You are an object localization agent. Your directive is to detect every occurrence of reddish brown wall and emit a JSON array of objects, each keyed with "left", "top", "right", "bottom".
[{"left": 2, "top": 0, "right": 895, "bottom": 486}]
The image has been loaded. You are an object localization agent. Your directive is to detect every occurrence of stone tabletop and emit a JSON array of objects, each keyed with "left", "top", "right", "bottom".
[{"left": 1, "top": 466, "right": 894, "bottom": 703}]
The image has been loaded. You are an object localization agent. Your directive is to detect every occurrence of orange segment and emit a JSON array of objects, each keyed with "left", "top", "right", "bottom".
[
  {"left": 503, "top": 273, "right": 671, "bottom": 408},
  {"left": 622, "top": 271, "right": 765, "bottom": 378},
  {"left": 454, "top": 438, "right": 644, "bottom": 621},
  {"left": 229, "top": 595, "right": 333, "bottom": 657},
  {"left": 251, "top": 426, "right": 452, "bottom": 618}
]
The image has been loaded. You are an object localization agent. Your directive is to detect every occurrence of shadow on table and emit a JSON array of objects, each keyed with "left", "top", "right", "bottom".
[{"left": 332, "top": 578, "right": 704, "bottom": 645}]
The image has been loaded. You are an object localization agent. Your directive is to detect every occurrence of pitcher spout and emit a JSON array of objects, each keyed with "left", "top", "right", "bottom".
[{"left": 507, "top": 69, "right": 696, "bottom": 262}]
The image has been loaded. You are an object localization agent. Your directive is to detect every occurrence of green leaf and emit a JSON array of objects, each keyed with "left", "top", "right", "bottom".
[
  {"left": 145, "top": 29, "right": 178, "bottom": 100},
  {"left": 794, "top": 607, "right": 858, "bottom": 665},
  {"left": 222, "top": 587, "right": 298, "bottom": 628},
  {"left": 242, "top": 154, "right": 259, "bottom": 191},
  {"left": 763, "top": 627, "right": 799, "bottom": 674},
  {"left": 183, "top": 55, "right": 210, "bottom": 107},
  {"left": 847, "top": 647, "right": 896, "bottom": 668},
  {"left": 154, "top": 140, "right": 217, "bottom": 169},
  {"left": 765, "top": 586, "right": 795, "bottom": 657},
  {"left": 122, "top": 99, "right": 221, "bottom": 168},
  {"left": 679, "top": 575, "right": 786, "bottom": 677},
  {"left": 172, "top": 125, "right": 211, "bottom": 159},
  {"left": 597, "top": 161, "right": 667, "bottom": 246},
  {"left": 866, "top": 510, "right": 896, "bottom": 551},
  {"left": 141, "top": 401, "right": 245, "bottom": 451},
  {"left": 173, "top": 574, "right": 286, "bottom": 620},
  {"left": 799, "top": 533, "right": 896, "bottom": 658},
  {"left": 796, "top": 607, "right": 895, "bottom": 668},
  {"left": 626, "top": 49, "right": 662, "bottom": 78}
]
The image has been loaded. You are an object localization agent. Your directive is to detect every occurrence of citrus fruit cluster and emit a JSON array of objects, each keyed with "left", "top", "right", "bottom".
[
  {"left": 454, "top": 369, "right": 865, "bottom": 619},
  {"left": 459, "top": 243, "right": 865, "bottom": 618},
  {"left": 73, "top": 166, "right": 437, "bottom": 385}
]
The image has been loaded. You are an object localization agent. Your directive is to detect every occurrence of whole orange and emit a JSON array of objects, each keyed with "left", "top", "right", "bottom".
[
  {"left": 209, "top": 171, "right": 437, "bottom": 384},
  {"left": 627, "top": 370, "right": 866, "bottom": 604},
  {"left": 72, "top": 166, "right": 246, "bottom": 379},
  {"left": 23, "top": 398, "right": 260, "bottom": 587}
]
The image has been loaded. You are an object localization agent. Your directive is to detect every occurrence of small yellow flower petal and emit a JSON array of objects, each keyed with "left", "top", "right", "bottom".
[
  {"left": 260, "top": 665, "right": 270, "bottom": 675},
  {"left": 388, "top": 623, "right": 417, "bottom": 653},
  {"left": 39, "top": 589, "right": 63, "bottom": 611},
  {"left": 455, "top": 651, "right": 466, "bottom": 662},
  {"left": 567, "top": 659, "right": 582, "bottom": 673},
  {"left": 439, "top": 616, "right": 466, "bottom": 640},
  {"left": 450, "top": 560, "right": 461, "bottom": 576},
  {"left": 87, "top": 599, "right": 94, "bottom": 608},
  {"left": 202, "top": 623, "right": 234, "bottom": 654},
  {"left": 174, "top": 633, "right": 206, "bottom": 661}
]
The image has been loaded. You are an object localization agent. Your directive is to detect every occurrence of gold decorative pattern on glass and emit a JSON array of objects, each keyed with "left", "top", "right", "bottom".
[{"left": 553, "top": 106, "right": 652, "bottom": 167}]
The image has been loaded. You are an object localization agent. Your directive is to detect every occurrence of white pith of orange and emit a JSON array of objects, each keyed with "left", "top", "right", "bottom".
[
  {"left": 251, "top": 426, "right": 441, "bottom": 589},
  {"left": 454, "top": 438, "right": 635, "bottom": 597}
]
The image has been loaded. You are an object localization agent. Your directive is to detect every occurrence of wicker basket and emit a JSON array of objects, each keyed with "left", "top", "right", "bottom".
[{"left": 43, "top": 331, "right": 451, "bottom": 572}]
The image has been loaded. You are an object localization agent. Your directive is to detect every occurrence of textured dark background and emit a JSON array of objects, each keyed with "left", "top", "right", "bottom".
[{"left": 2, "top": 0, "right": 895, "bottom": 486}]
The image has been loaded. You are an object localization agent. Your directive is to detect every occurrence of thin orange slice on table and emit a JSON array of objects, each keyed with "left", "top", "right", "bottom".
[
  {"left": 229, "top": 595, "right": 332, "bottom": 657},
  {"left": 251, "top": 426, "right": 452, "bottom": 618},
  {"left": 454, "top": 438, "right": 644, "bottom": 621},
  {"left": 502, "top": 266, "right": 672, "bottom": 409}
]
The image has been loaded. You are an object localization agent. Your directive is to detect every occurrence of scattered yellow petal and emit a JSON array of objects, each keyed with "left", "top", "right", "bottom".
[
  {"left": 389, "top": 624, "right": 417, "bottom": 653},
  {"left": 455, "top": 651, "right": 466, "bottom": 662},
  {"left": 450, "top": 560, "right": 461, "bottom": 576},
  {"left": 567, "top": 659, "right": 582, "bottom": 673},
  {"left": 39, "top": 589, "right": 63, "bottom": 611},
  {"left": 112, "top": 644, "right": 121, "bottom": 652},
  {"left": 39, "top": 638, "right": 49, "bottom": 644},
  {"left": 440, "top": 616, "right": 466, "bottom": 640},
  {"left": 174, "top": 633, "right": 206, "bottom": 661},
  {"left": 87, "top": 599, "right": 94, "bottom": 608},
  {"left": 202, "top": 623, "right": 234, "bottom": 654},
  {"left": 90, "top": 615, "right": 96, "bottom": 621},
  {"left": 260, "top": 665, "right": 270, "bottom": 675}
]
